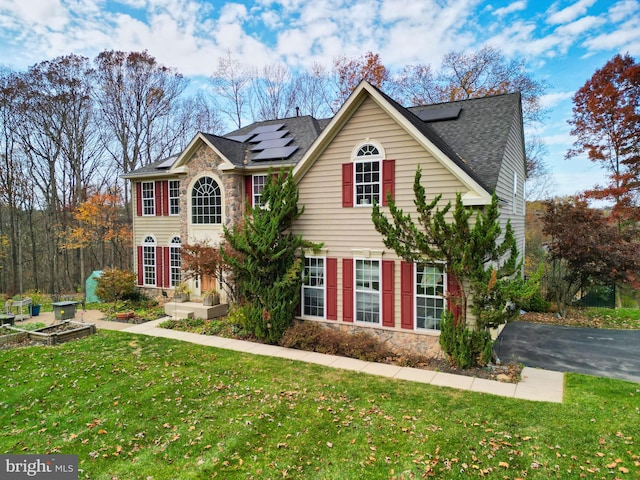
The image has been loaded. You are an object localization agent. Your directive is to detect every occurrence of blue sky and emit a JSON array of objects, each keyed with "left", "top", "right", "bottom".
[{"left": 0, "top": 0, "right": 638, "bottom": 199}]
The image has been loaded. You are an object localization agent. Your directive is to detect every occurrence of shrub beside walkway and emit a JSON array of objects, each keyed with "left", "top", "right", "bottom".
[{"left": 24, "top": 311, "right": 565, "bottom": 403}]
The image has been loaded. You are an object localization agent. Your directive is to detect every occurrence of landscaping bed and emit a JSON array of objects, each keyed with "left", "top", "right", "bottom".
[
  {"left": 160, "top": 317, "right": 522, "bottom": 382},
  {"left": 0, "top": 321, "right": 96, "bottom": 349}
]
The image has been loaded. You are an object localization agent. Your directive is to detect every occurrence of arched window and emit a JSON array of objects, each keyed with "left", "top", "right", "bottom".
[
  {"left": 142, "top": 235, "right": 156, "bottom": 286},
  {"left": 169, "top": 236, "right": 181, "bottom": 287},
  {"left": 354, "top": 143, "right": 382, "bottom": 206},
  {"left": 191, "top": 176, "right": 222, "bottom": 224}
]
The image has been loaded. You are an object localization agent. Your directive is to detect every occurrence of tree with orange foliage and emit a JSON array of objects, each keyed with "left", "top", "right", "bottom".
[
  {"left": 567, "top": 53, "right": 640, "bottom": 226},
  {"left": 333, "top": 51, "right": 389, "bottom": 110},
  {"left": 63, "top": 190, "right": 132, "bottom": 273}
]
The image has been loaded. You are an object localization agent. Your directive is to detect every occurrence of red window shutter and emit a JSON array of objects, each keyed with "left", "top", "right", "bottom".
[
  {"left": 136, "top": 183, "right": 142, "bottom": 217},
  {"left": 161, "top": 180, "right": 169, "bottom": 216},
  {"left": 382, "top": 260, "right": 394, "bottom": 327},
  {"left": 342, "top": 258, "right": 353, "bottom": 322},
  {"left": 154, "top": 181, "right": 162, "bottom": 216},
  {"left": 244, "top": 176, "right": 253, "bottom": 207},
  {"left": 326, "top": 258, "right": 337, "bottom": 320},
  {"left": 163, "top": 247, "right": 170, "bottom": 288},
  {"left": 400, "top": 261, "right": 414, "bottom": 329},
  {"left": 447, "top": 271, "right": 462, "bottom": 324},
  {"left": 342, "top": 163, "right": 353, "bottom": 207},
  {"left": 137, "top": 246, "right": 144, "bottom": 285},
  {"left": 382, "top": 159, "right": 395, "bottom": 206},
  {"left": 156, "top": 246, "right": 163, "bottom": 287}
]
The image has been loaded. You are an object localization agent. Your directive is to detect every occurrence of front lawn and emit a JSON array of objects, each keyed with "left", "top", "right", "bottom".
[{"left": 1, "top": 331, "right": 638, "bottom": 479}]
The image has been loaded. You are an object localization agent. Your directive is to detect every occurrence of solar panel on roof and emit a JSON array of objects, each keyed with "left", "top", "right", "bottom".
[
  {"left": 249, "top": 123, "right": 285, "bottom": 135},
  {"left": 251, "top": 137, "right": 293, "bottom": 151},
  {"left": 416, "top": 105, "right": 462, "bottom": 122},
  {"left": 226, "top": 134, "right": 255, "bottom": 142},
  {"left": 253, "top": 145, "right": 299, "bottom": 160},
  {"left": 251, "top": 130, "right": 288, "bottom": 142},
  {"left": 156, "top": 156, "right": 178, "bottom": 169}
]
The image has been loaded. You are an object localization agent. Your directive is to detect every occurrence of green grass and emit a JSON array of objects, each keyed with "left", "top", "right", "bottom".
[
  {"left": 581, "top": 307, "right": 640, "bottom": 329},
  {"left": 1, "top": 332, "right": 638, "bottom": 479}
]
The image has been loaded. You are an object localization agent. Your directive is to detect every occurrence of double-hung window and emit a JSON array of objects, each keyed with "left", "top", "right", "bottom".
[
  {"left": 354, "top": 144, "right": 381, "bottom": 206},
  {"left": 169, "top": 180, "right": 180, "bottom": 215},
  {"left": 252, "top": 174, "right": 267, "bottom": 207},
  {"left": 416, "top": 264, "right": 446, "bottom": 330},
  {"left": 302, "top": 257, "right": 325, "bottom": 317},
  {"left": 142, "top": 182, "right": 155, "bottom": 216},
  {"left": 169, "top": 236, "right": 181, "bottom": 287},
  {"left": 142, "top": 236, "right": 156, "bottom": 286},
  {"left": 191, "top": 176, "right": 222, "bottom": 224},
  {"left": 355, "top": 259, "right": 380, "bottom": 324}
]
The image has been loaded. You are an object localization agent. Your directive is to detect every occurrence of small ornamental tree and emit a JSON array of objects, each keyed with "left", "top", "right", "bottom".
[
  {"left": 95, "top": 268, "right": 137, "bottom": 304},
  {"left": 542, "top": 197, "right": 640, "bottom": 316},
  {"left": 372, "top": 167, "right": 535, "bottom": 367},
  {"left": 222, "top": 168, "right": 321, "bottom": 343}
]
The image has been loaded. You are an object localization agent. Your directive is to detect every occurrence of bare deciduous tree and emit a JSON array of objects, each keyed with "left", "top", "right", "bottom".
[{"left": 211, "top": 50, "right": 251, "bottom": 128}]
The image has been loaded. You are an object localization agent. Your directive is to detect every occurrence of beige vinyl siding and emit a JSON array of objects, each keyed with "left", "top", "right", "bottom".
[
  {"left": 495, "top": 108, "right": 526, "bottom": 265},
  {"left": 133, "top": 216, "right": 181, "bottom": 246},
  {"left": 132, "top": 182, "right": 182, "bottom": 279},
  {"left": 293, "top": 96, "right": 471, "bottom": 329}
]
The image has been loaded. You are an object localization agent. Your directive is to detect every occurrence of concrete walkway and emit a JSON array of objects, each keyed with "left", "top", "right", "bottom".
[{"left": 22, "top": 311, "right": 565, "bottom": 403}]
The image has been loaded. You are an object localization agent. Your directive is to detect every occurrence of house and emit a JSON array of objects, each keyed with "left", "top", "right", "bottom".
[{"left": 122, "top": 81, "right": 526, "bottom": 355}]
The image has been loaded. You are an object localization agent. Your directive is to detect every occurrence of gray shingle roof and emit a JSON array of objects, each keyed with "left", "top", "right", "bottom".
[
  {"left": 218, "top": 115, "right": 327, "bottom": 167},
  {"left": 409, "top": 93, "right": 522, "bottom": 192},
  {"left": 123, "top": 88, "right": 522, "bottom": 192}
]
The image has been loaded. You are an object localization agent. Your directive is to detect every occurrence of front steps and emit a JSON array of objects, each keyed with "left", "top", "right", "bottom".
[{"left": 164, "top": 301, "right": 228, "bottom": 320}]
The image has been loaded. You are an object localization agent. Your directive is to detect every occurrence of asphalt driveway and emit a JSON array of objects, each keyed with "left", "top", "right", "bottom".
[{"left": 495, "top": 322, "right": 640, "bottom": 383}]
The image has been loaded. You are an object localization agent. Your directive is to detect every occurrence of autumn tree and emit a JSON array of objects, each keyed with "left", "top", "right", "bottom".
[
  {"left": 333, "top": 51, "right": 389, "bottom": 111},
  {"left": 62, "top": 190, "right": 132, "bottom": 274},
  {"left": 567, "top": 53, "right": 640, "bottom": 224},
  {"left": 542, "top": 197, "right": 640, "bottom": 316},
  {"left": 14, "top": 54, "right": 106, "bottom": 293},
  {"left": 223, "top": 169, "right": 321, "bottom": 343}
]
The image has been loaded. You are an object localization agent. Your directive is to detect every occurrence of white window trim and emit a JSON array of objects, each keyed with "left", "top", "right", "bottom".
[
  {"left": 302, "top": 255, "right": 326, "bottom": 319},
  {"left": 169, "top": 180, "right": 180, "bottom": 216},
  {"left": 354, "top": 257, "right": 382, "bottom": 325},
  {"left": 352, "top": 140, "right": 385, "bottom": 208},
  {"left": 142, "top": 181, "right": 155, "bottom": 216},
  {"left": 169, "top": 236, "right": 181, "bottom": 288},
  {"left": 142, "top": 235, "right": 156, "bottom": 286},
  {"left": 252, "top": 174, "right": 268, "bottom": 208},
  {"left": 414, "top": 262, "right": 447, "bottom": 333},
  {"left": 190, "top": 174, "right": 223, "bottom": 225}
]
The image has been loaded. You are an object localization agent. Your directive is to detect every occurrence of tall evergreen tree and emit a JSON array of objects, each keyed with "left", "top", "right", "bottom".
[
  {"left": 223, "top": 169, "right": 321, "bottom": 343},
  {"left": 372, "top": 166, "right": 523, "bottom": 329}
]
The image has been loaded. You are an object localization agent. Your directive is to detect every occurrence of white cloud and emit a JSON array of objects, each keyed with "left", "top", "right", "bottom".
[
  {"left": 492, "top": 1, "right": 527, "bottom": 17},
  {"left": 0, "top": 0, "right": 69, "bottom": 29},
  {"left": 546, "top": 0, "right": 597, "bottom": 25},
  {"left": 608, "top": 0, "right": 639, "bottom": 22},
  {"left": 555, "top": 15, "right": 604, "bottom": 36},
  {"left": 539, "top": 91, "right": 574, "bottom": 109},
  {"left": 582, "top": 16, "right": 640, "bottom": 54}
]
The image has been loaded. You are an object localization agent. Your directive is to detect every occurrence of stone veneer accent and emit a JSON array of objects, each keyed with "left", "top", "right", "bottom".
[
  {"left": 302, "top": 319, "right": 444, "bottom": 358},
  {"left": 179, "top": 143, "right": 246, "bottom": 240}
]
